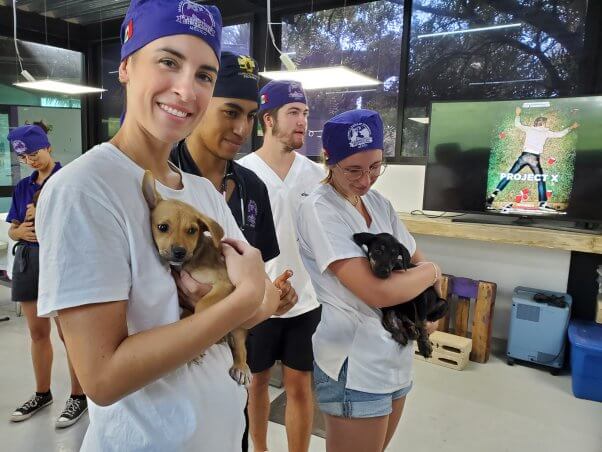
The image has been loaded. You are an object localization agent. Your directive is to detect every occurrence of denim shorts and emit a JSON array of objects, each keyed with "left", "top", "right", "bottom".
[{"left": 313, "top": 360, "right": 412, "bottom": 418}]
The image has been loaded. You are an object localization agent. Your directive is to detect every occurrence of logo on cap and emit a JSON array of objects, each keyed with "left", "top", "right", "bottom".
[
  {"left": 11, "top": 140, "right": 28, "bottom": 155},
  {"left": 177, "top": 1, "right": 216, "bottom": 37},
  {"left": 238, "top": 56, "right": 255, "bottom": 74},
  {"left": 348, "top": 123, "right": 373, "bottom": 148},
  {"left": 123, "top": 19, "right": 134, "bottom": 44},
  {"left": 260, "top": 94, "right": 269, "bottom": 105},
  {"left": 288, "top": 82, "right": 305, "bottom": 100}
]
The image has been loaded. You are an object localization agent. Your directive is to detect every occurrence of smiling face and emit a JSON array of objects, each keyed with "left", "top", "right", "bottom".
[
  {"left": 118, "top": 34, "right": 219, "bottom": 145},
  {"left": 189, "top": 96, "right": 258, "bottom": 160}
]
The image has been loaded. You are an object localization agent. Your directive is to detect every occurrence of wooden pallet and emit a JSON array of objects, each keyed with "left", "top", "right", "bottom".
[
  {"left": 414, "top": 331, "right": 472, "bottom": 370},
  {"left": 436, "top": 275, "right": 497, "bottom": 363}
]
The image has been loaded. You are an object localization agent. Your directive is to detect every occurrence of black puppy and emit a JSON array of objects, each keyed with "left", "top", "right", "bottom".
[{"left": 353, "top": 232, "right": 448, "bottom": 358}]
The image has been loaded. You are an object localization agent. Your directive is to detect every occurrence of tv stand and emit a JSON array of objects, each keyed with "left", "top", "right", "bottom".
[
  {"left": 450, "top": 214, "right": 601, "bottom": 235},
  {"left": 451, "top": 214, "right": 535, "bottom": 227},
  {"left": 399, "top": 213, "right": 602, "bottom": 254}
]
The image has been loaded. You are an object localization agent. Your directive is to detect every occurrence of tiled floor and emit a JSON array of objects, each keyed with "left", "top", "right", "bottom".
[{"left": 1, "top": 290, "right": 600, "bottom": 452}]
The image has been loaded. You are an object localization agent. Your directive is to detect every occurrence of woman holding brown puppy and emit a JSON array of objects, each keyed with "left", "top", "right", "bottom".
[
  {"left": 297, "top": 109, "right": 442, "bottom": 452},
  {"left": 6, "top": 122, "right": 87, "bottom": 428},
  {"left": 35, "top": 1, "right": 280, "bottom": 451}
]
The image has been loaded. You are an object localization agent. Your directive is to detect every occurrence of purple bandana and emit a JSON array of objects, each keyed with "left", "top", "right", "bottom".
[
  {"left": 120, "top": 0, "right": 222, "bottom": 63},
  {"left": 322, "top": 109, "right": 384, "bottom": 165},
  {"left": 7, "top": 125, "right": 50, "bottom": 155}
]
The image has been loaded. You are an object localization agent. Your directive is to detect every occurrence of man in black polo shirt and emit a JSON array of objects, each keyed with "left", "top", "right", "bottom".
[
  {"left": 171, "top": 52, "right": 281, "bottom": 263},
  {"left": 170, "top": 52, "right": 298, "bottom": 451}
]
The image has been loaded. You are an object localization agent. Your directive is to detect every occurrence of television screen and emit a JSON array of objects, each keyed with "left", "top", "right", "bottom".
[{"left": 423, "top": 96, "right": 602, "bottom": 223}]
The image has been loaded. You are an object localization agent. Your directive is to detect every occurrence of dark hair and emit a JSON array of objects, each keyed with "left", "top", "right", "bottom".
[
  {"left": 258, "top": 106, "right": 283, "bottom": 134},
  {"left": 534, "top": 117, "right": 547, "bottom": 126},
  {"left": 33, "top": 120, "right": 50, "bottom": 134}
]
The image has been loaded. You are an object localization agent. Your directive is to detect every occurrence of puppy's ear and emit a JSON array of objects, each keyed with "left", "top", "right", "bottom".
[
  {"left": 353, "top": 232, "right": 375, "bottom": 249},
  {"left": 197, "top": 212, "right": 225, "bottom": 250},
  {"left": 142, "top": 170, "right": 162, "bottom": 209}
]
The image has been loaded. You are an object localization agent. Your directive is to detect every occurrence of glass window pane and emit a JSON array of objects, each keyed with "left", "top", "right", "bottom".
[
  {"left": 403, "top": 0, "right": 588, "bottom": 157},
  {"left": 282, "top": 1, "right": 404, "bottom": 157},
  {"left": 223, "top": 23, "right": 252, "bottom": 56}
]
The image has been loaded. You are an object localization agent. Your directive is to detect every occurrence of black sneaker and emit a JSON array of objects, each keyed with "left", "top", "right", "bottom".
[
  {"left": 485, "top": 190, "right": 499, "bottom": 209},
  {"left": 10, "top": 392, "right": 53, "bottom": 422},
  {"left": 55, "top": 396, "right": 88, "bottom": 429}
]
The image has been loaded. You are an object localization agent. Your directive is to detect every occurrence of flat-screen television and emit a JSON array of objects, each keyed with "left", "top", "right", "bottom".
[{"left": 423, "top": 96, "right": 602, "bottom": 227}]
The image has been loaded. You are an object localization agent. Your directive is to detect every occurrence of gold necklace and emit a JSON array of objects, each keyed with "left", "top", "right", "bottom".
[{"left": 331, "top": 182, "right": 360, "bottom": 206}]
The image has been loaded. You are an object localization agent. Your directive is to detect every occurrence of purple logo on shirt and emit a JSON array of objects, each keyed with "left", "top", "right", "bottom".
[
  {"left": 177, "top": 1, "right": 216, "bottom": 37},
  {"left": 11, "top": 140, "right": 28, "bottom": 155},
  {"left": 246, "top": 200, "right": 258, "bottom": 228}
]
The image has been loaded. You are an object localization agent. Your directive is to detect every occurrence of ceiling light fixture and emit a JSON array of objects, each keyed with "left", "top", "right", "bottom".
[
  {"left": 418, "top": 23, "right": 521, "bottom": 39},
  {"left": 260, "top": 66, "right": 381, "bottom": 90},
  {"left": 10, "top": 0, "right": 106, "bottom": 95},
  {"left": 262, "top": 0, "right": 381, "bottom": 90}
]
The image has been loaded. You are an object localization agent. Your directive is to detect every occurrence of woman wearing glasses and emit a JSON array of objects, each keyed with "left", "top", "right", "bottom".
[
  {"left": 297, "top": 109, "right": 442, "bottom": 452},
  {"left": 6, "top": 122, "right": 87, "bottom": 428}
]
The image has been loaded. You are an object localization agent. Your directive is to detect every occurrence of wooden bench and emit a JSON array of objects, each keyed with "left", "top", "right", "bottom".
[{"left": 437, "top": 275, "right": 497, "bottom": 363}]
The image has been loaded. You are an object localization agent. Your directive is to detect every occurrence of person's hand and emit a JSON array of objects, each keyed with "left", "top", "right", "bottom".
[
  {"left": 515, "top": 106, "right": 521, "bottom": 116},
  {"left": 221, "top": 239, "right": 265, "bottom": 303},
  {"left": 273, "top": 270, "right": 298, "bottom": 316},
  {"left": 17, "top": 221, "right": 37, "bottom": 242},
  {"left": 25, "top": 203, "right": 36, "bottom": 222},
  {"left": 172, "top": 269, "right": 213, "bottom": 315},
  {"left": 571, "top": 122, "right": 580, "bottom": 129},
  {"left": 426, "top": 320, "right": 439, "bottom": 335}
]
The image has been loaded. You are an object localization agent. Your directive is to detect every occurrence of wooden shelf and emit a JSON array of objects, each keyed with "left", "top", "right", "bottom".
[{"left": 399, "top": 213, "right": 602, "bottom": 254}]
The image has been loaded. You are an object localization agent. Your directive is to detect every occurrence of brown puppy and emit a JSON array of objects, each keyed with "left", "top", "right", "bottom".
[{"left": 142, "top": 170, "right": 251, "bottom": 385}]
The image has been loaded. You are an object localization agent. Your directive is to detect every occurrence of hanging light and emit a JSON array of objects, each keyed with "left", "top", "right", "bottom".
[
  {"left": 260, "top": 0, "right": 381, "bottom": 90},
  {"left": 10, "top": 0, "right": 106, "bottom": 95}
]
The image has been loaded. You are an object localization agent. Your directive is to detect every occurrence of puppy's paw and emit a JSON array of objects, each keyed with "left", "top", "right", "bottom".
[
  {"left": 230, "top": 364, "right": 253, "bottom": 386},
  {"left": 417, "top": 336, "right": 433, "bottom": 358}
]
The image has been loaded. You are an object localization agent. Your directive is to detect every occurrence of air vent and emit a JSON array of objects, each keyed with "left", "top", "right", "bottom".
[
  {"left": 516, "top": 303, "right": 540, "bottom": 322},
  {"left": 537, "top": 352, "right": 557, "bottom": 363}
]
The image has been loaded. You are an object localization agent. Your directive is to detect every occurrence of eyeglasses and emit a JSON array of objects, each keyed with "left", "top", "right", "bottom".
[
  {"left": 336, "top": 162, "right": 386, "bottom": 181},
  {"left": 17, "top": 151, "right": 41, "bottom": 163}
]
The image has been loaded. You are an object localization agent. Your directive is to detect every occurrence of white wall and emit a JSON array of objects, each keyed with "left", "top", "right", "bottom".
[{"left": 373, "top": 165, "right": 571, "bottom": 339}]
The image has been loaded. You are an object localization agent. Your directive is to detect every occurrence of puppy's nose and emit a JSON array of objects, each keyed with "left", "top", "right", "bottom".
[{"left": 172, "top": 246, "right": 187, "bottom": 260}]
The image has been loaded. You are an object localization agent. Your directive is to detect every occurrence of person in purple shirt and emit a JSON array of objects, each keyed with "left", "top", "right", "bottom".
[{"left": 6, "top": 122, "right": 87, "bottom": 428}]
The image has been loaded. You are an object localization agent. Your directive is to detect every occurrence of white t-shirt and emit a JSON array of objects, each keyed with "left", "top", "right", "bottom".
[
  {"left": 297, "top": 183, "right": 417, "bottom": 394},
  {"left": 36, "top": 143, "right": 247, "bottom": 452},
  {"left": 238, "top": 151, "right": 322, "bottom": 318},
  {"left": 514, "top": 116, "right": 571, "bottom": 155}
]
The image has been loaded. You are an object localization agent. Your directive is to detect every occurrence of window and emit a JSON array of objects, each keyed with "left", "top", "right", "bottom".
[
  {"left": 222, "top": 22, "right": 252, "bottom": 56},
  {"left": 0, "top": 37, "right": 83, "bottom": 209},
  {"left": 402, "top": 0, "right": 588, "bottom": 157},
  {"left": 282, "top": 1, "right": 404, "bottom": 157}
]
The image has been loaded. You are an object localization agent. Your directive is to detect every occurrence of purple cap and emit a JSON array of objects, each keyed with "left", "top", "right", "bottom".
[
  {"left": 120, "top": 0, "right": 222, "bottom": 63},
  {"left": 322, "top": 109, "right": 384, "bottom": 165},
  {"left": 259, "top": 80, "right": 307, "bottom": 112},
  {"left": 7, "top": 125, "right": 50, "bottom": 155}
]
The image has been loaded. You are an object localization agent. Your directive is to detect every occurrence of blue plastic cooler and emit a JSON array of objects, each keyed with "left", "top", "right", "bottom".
[{"left": 568, "top": 320, "right": 602, "bottom": 402}]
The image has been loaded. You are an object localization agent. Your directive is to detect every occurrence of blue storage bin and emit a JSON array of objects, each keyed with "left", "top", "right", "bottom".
[{"left": 568, "top": 320, "right": 602, "bottom": 402}]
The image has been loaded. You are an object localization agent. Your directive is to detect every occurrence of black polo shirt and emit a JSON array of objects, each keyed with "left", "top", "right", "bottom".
[{"left": 170, "top": 141, "right": 279, "bottom": 263}]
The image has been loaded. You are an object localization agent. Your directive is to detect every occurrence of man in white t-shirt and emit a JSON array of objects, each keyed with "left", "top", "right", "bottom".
[
  {"left": 238, "top": 80, "right": 323, "bottom": 452},
  {"left": 486, "top": 106, "right": 579, "bottom": 212}
]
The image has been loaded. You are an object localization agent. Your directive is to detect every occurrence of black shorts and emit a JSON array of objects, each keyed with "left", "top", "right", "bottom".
[
  {"left": 11, "top": 244, "right": 39, "bottom": 302},
  {"left": 246, "top": 306, "right": 321, "bottom": 373}
]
